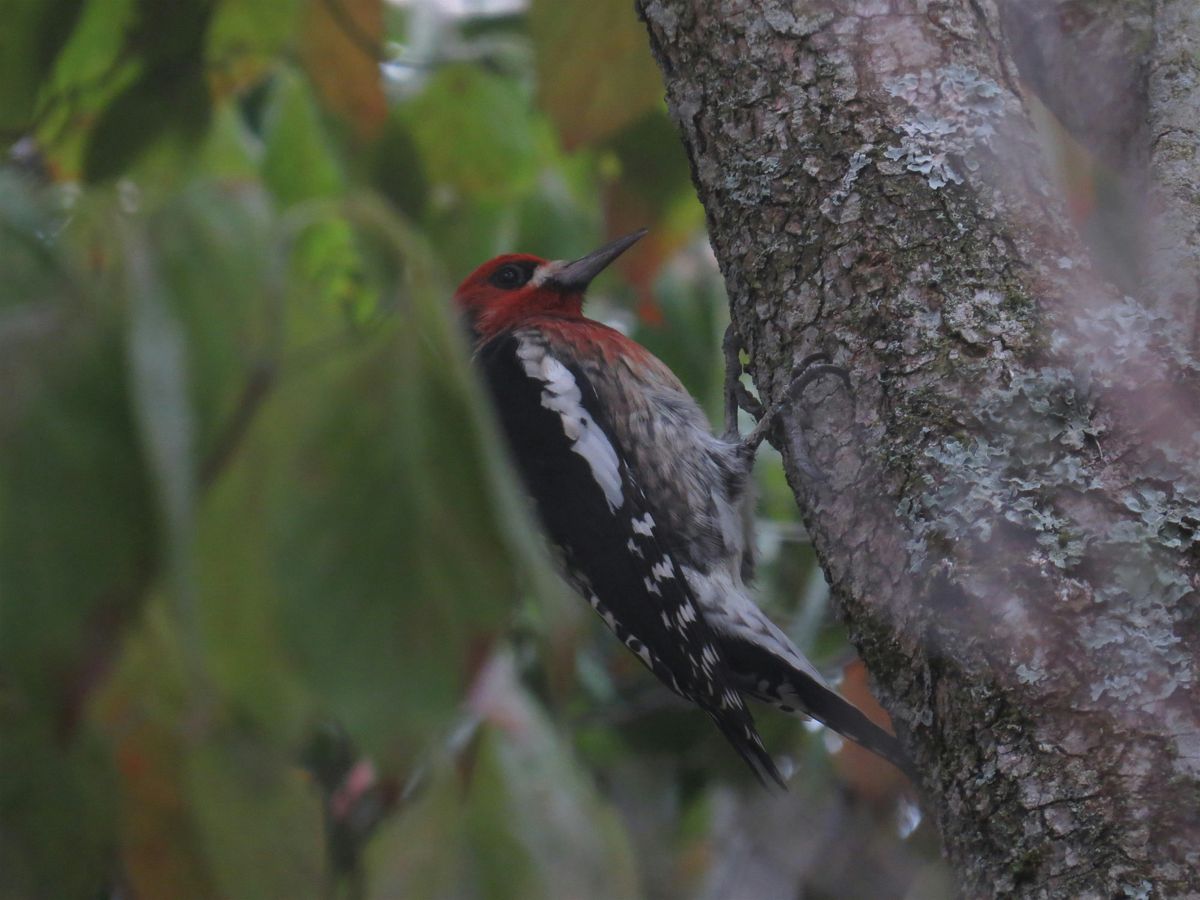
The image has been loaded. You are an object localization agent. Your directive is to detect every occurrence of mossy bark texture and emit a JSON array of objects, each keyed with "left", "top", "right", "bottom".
[{"left": 638, "top": 2, "right": 1200, "bottom": 896}]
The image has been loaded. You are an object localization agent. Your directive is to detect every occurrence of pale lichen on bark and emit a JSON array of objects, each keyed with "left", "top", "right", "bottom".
[{"left": 638, "top": 1, "right": 1200, "bottom": 895}]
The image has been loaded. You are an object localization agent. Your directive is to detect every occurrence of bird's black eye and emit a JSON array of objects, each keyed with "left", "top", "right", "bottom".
[{"left": 489, "top": 261, "right": 535, "bottom": 290}]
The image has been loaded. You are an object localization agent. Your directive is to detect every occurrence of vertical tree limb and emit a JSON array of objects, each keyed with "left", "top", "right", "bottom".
[
  {"left": 1147, "top": 0, "right": 1200, "bottom": 342},
  {"left": 1000, "top": 0, "right": 1200, "bottom": 340}
]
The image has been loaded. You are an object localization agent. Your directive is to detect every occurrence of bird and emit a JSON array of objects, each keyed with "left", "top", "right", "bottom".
[{"left": 453, "top": 229, "right": 911, "bottom": 787}]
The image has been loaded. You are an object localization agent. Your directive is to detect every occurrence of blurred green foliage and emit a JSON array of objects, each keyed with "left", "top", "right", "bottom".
[{"left": 0, "top": 1, "right": 947, "bottom": 897}]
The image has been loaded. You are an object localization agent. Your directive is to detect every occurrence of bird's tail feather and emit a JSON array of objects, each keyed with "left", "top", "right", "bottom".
[
  {"left": 721, "top": 635, "right": 916, "bottom": 779},
  {"left": 708, "top": 709, "right": 787, "bottom": 791},
  {"left": 783, "top": 674, "right": 915, "bottom": 778}
]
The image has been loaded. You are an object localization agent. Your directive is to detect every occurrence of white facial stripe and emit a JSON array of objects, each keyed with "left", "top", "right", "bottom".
[
  {"left": 530, "top": 260, "right": 564, "bottom": 287},
  {"left": 517, "top": 338, "right": 624, "bottom": 511}
]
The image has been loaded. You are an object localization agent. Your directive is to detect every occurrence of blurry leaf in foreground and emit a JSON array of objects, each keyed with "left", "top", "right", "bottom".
[
  {"left": 369, "top": 111, "right": 430, "bottom": 220},
  {"left": 96, "top": 603, "right": 325, "bottom": 900},
  {"left": 272, "top": 327, "right": 510, "bottom": 760},
  {"left": 121, "top": 219, "right": 203, "bottom": 690},
  {"left": 262, "top": 67, "right": 345, "bottom": 204},
  {"left": 82, "top": 68, "right": 213, "bottom": 184},
  {"left": 184, "top": 732, "right": 325, "bottom": 899},
  {"left": 30, "top": 0, "right": 138, "bottom": 179},
  {"left": 530, "top": 0, "right": 664, "bottom": 149},
  {"left": 0, "top": 270, "right": 155, "bottom": 716},
  {"left": 81, "top": 0, "right": 216, "bottom": 183},
  {"left": 195, "top": 101, "right": 260, "bottom": 182},
  {"left": 271, "top": 202, "right": 548, "bottom": 763},
  {"left": 0, "top": 720, "right": 118, "bottom": 897},
  {"left": 0, "top": 0, "right": 84, "bottom": 132},
  {"left": 367, "top": 653, "right": 641, "bottom": 899}
]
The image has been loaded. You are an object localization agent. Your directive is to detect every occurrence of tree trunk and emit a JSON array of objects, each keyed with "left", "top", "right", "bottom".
[{"left": 637, "top": 2, "right": 1200, "bottom": 896}]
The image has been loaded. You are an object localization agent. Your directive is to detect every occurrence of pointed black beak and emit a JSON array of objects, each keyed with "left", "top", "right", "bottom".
[{"left": 547, "top": 228, "right": 647, "bottom": 292}]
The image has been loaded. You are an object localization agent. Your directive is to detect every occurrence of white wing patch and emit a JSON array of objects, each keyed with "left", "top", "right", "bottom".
[
  {"left": 516, "top": 337, "right": 624, "bottom": 511},
  {"left": 631, "top": 512, "right": 655, "bottom": 536},
  {"left": 650, "top": 559, "right": 674, "bottom": 581}
]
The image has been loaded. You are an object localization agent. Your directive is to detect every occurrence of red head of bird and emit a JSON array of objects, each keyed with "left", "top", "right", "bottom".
[{"left": 453, "top": 229, "right": 647, "bottom": 343}]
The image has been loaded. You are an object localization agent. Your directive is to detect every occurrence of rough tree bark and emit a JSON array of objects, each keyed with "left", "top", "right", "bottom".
[{"left": 637, "top": 2, "right": 1200, "bottom": 896}]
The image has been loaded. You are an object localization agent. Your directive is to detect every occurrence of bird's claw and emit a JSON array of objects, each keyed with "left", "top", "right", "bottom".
[
  {"left": 739, "top": 349, "right": 851, "bottom": 466},
  {"left": 723, "top": 325, "right": 764, "bottom": 438}
]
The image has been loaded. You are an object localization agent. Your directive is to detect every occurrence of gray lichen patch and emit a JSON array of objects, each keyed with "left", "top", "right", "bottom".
[
  {"left": 900, "top": 366, "right": 1101, "bottom": 571},
  {"left": 881, "top": 65, "right": 1006, "bottom": 189},
  {"left": 819, "top": 146, "right": 872, "bottom": 223},
  {"left": 900, "top": 342, "right": 1198, "bottom": 718}
]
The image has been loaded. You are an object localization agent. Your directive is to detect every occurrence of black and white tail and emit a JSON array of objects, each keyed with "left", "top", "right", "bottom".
[
  {"left": 707, "top": 706, "right": 787, "bottom": 791},
  {"left": 718, "top": 629, "right": 916, "bottom": 780}
]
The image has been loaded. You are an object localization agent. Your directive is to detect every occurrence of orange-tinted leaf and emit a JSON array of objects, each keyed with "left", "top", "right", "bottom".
[
  {"left": 530, "top": 0, "right": 664, "bottom": 149},
  {"left": 831, "top": 658, "right": 911, "bottom": 807},
  {"left": 112, "top": 718, "right": 215, "bottom": 900},
  {"left": 601, "top": 111, "right": 703, "bottom": 323},
  {"left": 299, "top": 0, "right": 386, "bottom": 140}
]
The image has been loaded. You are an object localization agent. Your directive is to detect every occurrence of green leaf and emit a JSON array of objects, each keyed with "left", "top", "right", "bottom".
[
  {"left": 121, "top": 218, "right": 204, "bottom": 689},
  {"left": 401, "top": 65, "right": 540, "bottom": 201},
  {"left": 267, "top": 202, "right": 553, "bottom": 762},
  {"left": 184, "top": 735, "right": 325, "bottom": 900},
  {"left": 0, "top": 181, "right": 143, "bottom": 899},
  {"left": 207, "top": 0, "right": 301, "bottom": 94},
  {"left": 366, "top": 654, "right": 641, "bottom": 898},
  {"left": 78, "top": 0, "right": 217, "bottom": 183},
  {"left": 31, "top": 0, "right": 139, "bottom": 177},
  {"left": 270, "top": 327, "right": 506, "bottom": 757},
  {"left": 369, "top": 112, "right": 430, "bottom": 219},
  {"left": 94, "top": 599, "right": 322, "bottom": 900},
  {"left": 34, "top": 0, "right": 135, "bottom": 108},
  {"left": 262, "top": 67, "right": 345, "bottom": 204},
  {"left": 195, "top": 100, "right": 261, "bottom": 181},
  {"left": 0, "top": 720, "right": 119, "bottom": 897},
  {"left": 0, "top": 0, "right": 85, "bottom": 131},
  {"left": 0, "top": 281, "right": 156, "bottom": 707},
  {"left": 83, "top": 66, "right": 213, "bottom": 183}
]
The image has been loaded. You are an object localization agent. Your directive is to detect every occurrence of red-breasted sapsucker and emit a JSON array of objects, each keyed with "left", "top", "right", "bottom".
[{"left": 454, "top": 230, "right": 910, "bottom": 787}]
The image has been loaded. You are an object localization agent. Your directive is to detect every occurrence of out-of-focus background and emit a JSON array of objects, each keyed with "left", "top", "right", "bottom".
[{"left": 0, "top": 1, "right": 949, "bottom": 896}]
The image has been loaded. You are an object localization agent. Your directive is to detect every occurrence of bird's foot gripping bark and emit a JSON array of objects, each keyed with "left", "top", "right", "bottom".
[
  {"left": 722, "top": 324, "right": 764, "bottom": 438},
  {"left": 723, "top": 326, "right": 850, "bottom": 477}
]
